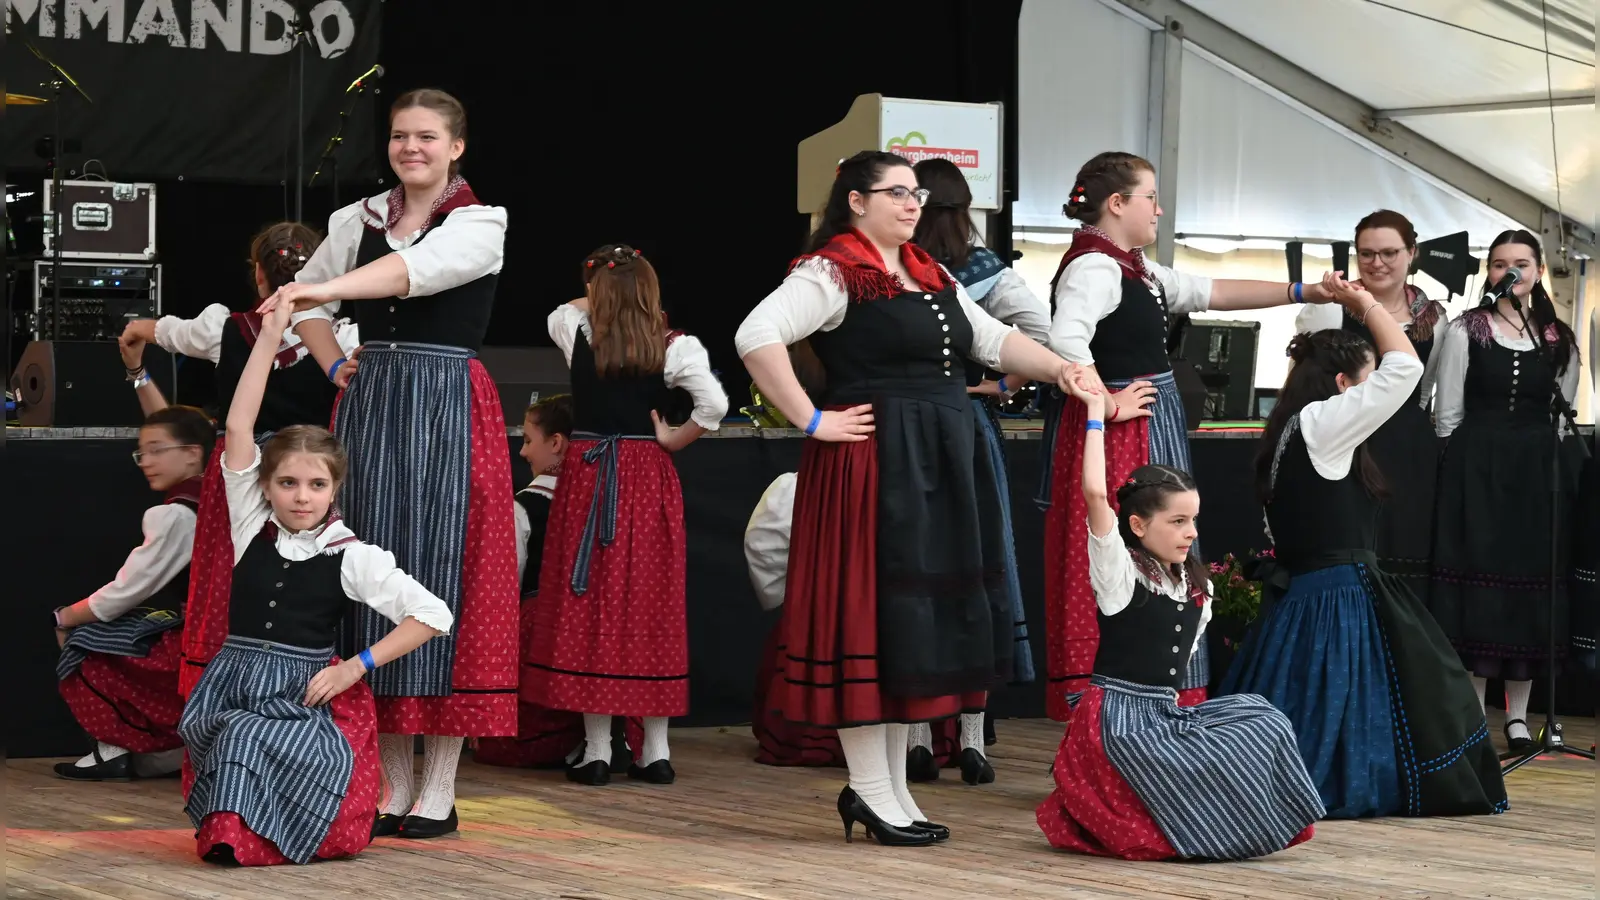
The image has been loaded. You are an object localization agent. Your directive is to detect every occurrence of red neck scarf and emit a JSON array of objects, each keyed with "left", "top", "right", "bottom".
[
  {"left": 362, "top": 175, "right": 481, "bottom": 234},
  {"left": 790, "top": 228, "right": 953, "bottom": 303},
  {"left": 1052, "top": 224, "right": 1152, "bottom": 287},
  {"left": 165, "top": 476, "right": 205, "bottom": 507}
]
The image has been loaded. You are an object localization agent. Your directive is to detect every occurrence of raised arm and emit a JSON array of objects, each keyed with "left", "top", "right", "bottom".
[
  {"left": 224, "top": 303, "right": 293, "bottom": 472},
  {"left": 1066, "top": 371, "right": 1117, "bottom": 539}
]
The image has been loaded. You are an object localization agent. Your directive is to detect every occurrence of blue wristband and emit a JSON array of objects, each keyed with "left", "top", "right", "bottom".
[
  {"left": 328, "top": 357, "right": 348, "bottom": 381},
  {"left": 1292, "top": 282, "right": 1304, "bottom": 303},
  {"left": 1085, "top": 419, "right": 1104, "bottom": 431},
  {"left": 358, "top": 648, "right": 375, "bottom": 672},
  {"left": 997, "top": 377, "right": 1008, "bottom": 393},
  {"left": 804, "top": 408, "right": 823, "bottom": 436}
]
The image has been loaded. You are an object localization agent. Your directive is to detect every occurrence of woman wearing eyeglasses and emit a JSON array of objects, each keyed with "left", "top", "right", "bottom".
[
  {"left": 52, "top": 405, "right": 215, "bottom": 781},
  {"left": 1292, "top": 211, "right": 1447, "bottom": 605},
  {"left": 737, "top": 150, "right": 1077, "bottom": 846},
  {"left": 1038, "top": 151, "right": 1338, "bottom": 723}
]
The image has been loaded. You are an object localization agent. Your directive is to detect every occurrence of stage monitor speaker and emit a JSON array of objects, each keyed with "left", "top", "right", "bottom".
[
  {"left": 476, "top": 346, "right": 571, "bottom": 427},
  {"left": 10, "top": 340, "right": 178, "bottom": 427},
  {"left": 1414, "top": 231, "right": 1478, "bottom": 298},
  {"left": 1175, "top": 319, "right": 1259, "bottom": 420},
  {"left": 1168, "top": 357, "right": 1206, "bottom": 431}
]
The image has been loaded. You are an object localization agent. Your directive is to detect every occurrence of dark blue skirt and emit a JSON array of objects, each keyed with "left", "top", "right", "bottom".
[{"left": 972, "top": 397, "right": 1034, "bottom": 684}]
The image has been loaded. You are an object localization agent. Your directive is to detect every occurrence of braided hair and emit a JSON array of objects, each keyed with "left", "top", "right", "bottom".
[
  {"left": 249, "top": 222, "right": 322, "bottom": 295},
  {"left": 582, "top": 243, "right": 666, "bottom": 375},
  {"left": 1062, "top": 151, "right": 1153, "bottom": 226},
  {"left": 1256, "top": 330, "right": 1387, "bottom": 504},
  {"left": 1116, "top": 464, "right": 1208, "bottom": 595}
]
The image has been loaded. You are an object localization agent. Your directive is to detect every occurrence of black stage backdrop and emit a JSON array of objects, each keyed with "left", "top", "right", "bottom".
[
  {"left": 3, "top": 0, "right": 383, "bottom": 182},
  {"left": 6, "top": 0, "right": 1021, "bottom": 402}
]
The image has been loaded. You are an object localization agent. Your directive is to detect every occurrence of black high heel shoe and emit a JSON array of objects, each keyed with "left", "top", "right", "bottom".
[
  {"left": 958, "top": 748, "right": 995, "bottom": 785},
  {"left": 906, "top": 746, "right": 940, "bottom": 783},
  {"left": 836, "top": 787, "right": 937, "bottom": 846},
  {"left": 910, "top": 820, "right": 950, "bottom": 841}
]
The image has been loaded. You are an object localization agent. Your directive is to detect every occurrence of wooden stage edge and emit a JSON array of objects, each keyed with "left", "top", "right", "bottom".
[{"left": 7, "top": 712, "right": 1594, "bottom": 900}]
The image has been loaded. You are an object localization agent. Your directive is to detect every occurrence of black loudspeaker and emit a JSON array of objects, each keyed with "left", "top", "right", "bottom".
[
  {"left": 1285, "top": 241, "right": 1304, "bottom": 284},
  {"left": 476, "top": 346, "right": 572, "bottom": 427},
  {"left": 1169, "top": 357, "right": 1207, "bottom": 430},
  {"left": 1413, "top": 231, "right": 1478, "bottom": 298},
  {"left": 1175, "top": 320, "right": 1260, "bottom": 420},
  {"left": 1332, "top": 241, "right": 1351, "bottom": 278},
  {"left": 10, "top": 340, "right": 178, "bottom": 427}
]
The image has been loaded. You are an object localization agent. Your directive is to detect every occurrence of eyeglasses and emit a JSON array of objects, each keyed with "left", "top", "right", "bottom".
[
  {"left": 1357, "top": 248, "right": 1408, "bottom": 264},
  {"left": 132, "top": 444, "right": 198, "bottom": 464},
  {"left": 1120, "top": 191, "right": 1159, "bottom": 204},
  {"left": 867, "top": 186, "right": 930, "bottom": 207}
]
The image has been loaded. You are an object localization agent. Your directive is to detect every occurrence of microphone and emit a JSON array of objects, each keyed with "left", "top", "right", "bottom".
[
  {"left": 346, "top": 64, "right": 384, "bottom": 93},
  {"left": 1482, "top": 268, "right": 1522, "bottom": 305}
]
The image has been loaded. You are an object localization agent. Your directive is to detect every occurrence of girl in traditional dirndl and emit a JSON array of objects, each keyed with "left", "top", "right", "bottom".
[
  {"left": 528, "top": 244, "right": 728, "bottom": 786},
  {"left": 52, "top": 405, "right": 213, "bottom": 781},
  {"left": 1036, "top": 368, "right": 1323, "bottom": 861},
  {"left": 476, "top": 394, "right": 586, "bottom": 768},
  {"left": 1221, "top": 279, "right": 1507, "bottom": 818},
  {"left": 118, "top": 222, "right": 359, "bottom": 701},
  {"left": 1428, "top": 229, "right": 1586, "bottom": 753},
  {"left": 179, "top": 301, "right": 453, "bottom": 866},
  {"left": 266, "top": 89, "right": 517, "bottom": 837},
  {"left": 1294, "top": 211, "right": 1448, "bottom": 603},
  {"left": 902, "top": 157, "right": 1050, "bottom": 784},
  {"left": 1039, "top": 152, "right": 1338, "bottom": 722},
  {"left": 736, "top": 150, "right": 1078, "bottom": 845}
]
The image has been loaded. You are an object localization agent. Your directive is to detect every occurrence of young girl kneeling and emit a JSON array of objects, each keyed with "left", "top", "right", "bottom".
[
  {"left": 1035, "top": 368, "right": 1324, "bottom": 862},
  {"left": 178, "top": 302, "right": 454, "bottom": 866}
]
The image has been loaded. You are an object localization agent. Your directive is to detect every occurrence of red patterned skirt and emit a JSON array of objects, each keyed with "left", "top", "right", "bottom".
[
  {"left": 332, "top": 350, "right": 520, "bottom": 737},
  {"left": 476, "top": 591, "right": 584, "bottom": 767},
  {"left": 772, "top": 430, "right": 987, "bottom": 728},
  {"left": 59, "top": 629, "right": 184, "bottom": 753},
  {"left": 525, "top": 436, "right": 689, "bottom": 717},
  {"left": 178, "top": 440, "right": 234, "bottom": 700}
]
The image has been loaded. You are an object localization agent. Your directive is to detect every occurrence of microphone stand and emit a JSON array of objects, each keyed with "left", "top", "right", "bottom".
[
  {"left": 1499, "top": 291, "right": 1593, "bottom": 774},
  {"left": 23, "top": 39, "right": 92, "bottom": 342},
  {"left": 309, "top": 80, "right": 374, "bottom": 212},
  {"left": 287, "top": 2, "right": 313, "bottom": 224}
]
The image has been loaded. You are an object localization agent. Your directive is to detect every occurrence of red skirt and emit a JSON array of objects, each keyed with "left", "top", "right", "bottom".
[
  {"left": 182, "top": 676, "right": 381, "bottom": 866},
  {"left": 365, "top": 361, "right": 520, "bottom": 737},
  {"left": 1036, "top": 685, "right": 1314, "bottom": 860},
  {"left": 525, "top": 437, "right": 689, "bottom": 717},
  {"left": 178, "top": 441, "right": 233, "bottom": 700},
  {"left": 1042, "top": 405, "right": 1212, "bottom": 721},
  {"left": 772, "top": 432, "right": 985, "bottom": 728},
  {"left": 752, "top": 623, "right": 843, "bottom": 766},
  {"left": 59, "top": 630, "right": 184, "bottom": 753},
  {"left": 476, "top": 591, "right": 584, "bottom": 767}
]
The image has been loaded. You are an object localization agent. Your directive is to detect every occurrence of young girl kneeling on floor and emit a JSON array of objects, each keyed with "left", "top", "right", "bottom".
[{"left": 178, "top": 301, "right": 454, "bottom": 866}]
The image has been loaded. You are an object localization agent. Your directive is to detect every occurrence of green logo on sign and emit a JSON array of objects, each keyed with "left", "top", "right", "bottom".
[{"left": 885, "top": 132, "right": 927, "bottom": 150}]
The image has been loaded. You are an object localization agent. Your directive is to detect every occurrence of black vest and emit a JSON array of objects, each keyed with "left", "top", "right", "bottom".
[
  {"left": 1266, "top": 425, "right": 1377, "bottom": 570},
  {"left": 349, "top": 222, "right": 500, "bottom": 352},
  {"left": 515, "top": 485, "right": 553, "bottom": 597},
  {"left": 568, "top": 329, "right": 674, "bottom": 435},
  {"left": 1089, "top": 273, "right": 1171, "bottom": 381},
  {"left": 1093, "top": 575, "right": 1206, "bottom": 689},
  {"left": 229, "top": 527, "right": 350, "bottom": 648},
  {"left": 214, "top": 316, "right": 340, "bottom": 432}
]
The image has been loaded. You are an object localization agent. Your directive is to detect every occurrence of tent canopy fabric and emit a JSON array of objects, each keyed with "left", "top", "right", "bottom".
[{"left": 1016, "top": 0, "right": 1594, "bottom": 251}]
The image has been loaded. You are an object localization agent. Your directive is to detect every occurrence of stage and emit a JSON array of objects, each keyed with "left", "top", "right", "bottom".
[{"left": 5, "top": 710, "right": 1593, "bottom": 900}]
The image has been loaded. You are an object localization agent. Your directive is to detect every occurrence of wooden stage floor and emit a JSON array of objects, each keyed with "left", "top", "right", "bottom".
[{"left": 7, "top": 712, "right": 1594, "bottom": 900}]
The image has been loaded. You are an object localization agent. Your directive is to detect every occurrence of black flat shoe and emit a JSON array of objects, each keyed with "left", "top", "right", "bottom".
[
  {"left": 372, "top": 813, "right": 403, "bottom": 838},
  {"left": 1503, "top": 718, "right": 1536, "bottom": 753},
  {"left": 906, "top": 746, "right": 940, "bottom": 783},
  {"left": 911, "top": 820, "right": 950, "bottom": 841},
  {"left": 958, "top": 748, "right": 996, "bottom": 785},
  {"left": 399, "top": 806, "right": 458, "bottom": 839},
  {"left": 837, "top": 787, "right": 937, "bottom": 847},
  {"left": 566, "top": 759, "right": 610, "bottom": 785},
  {"left": 628, "top": 759, "right": 676, "bottom": 784},
  {"left": 53, "top": 748, "right": 132, "bottom": 782}
]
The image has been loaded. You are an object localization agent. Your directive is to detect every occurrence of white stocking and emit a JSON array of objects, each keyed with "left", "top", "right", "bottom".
[
  {"left": 579, "top": 714, "right": 612, "bottom": 766},
  {"left": 884, "top": 723, "right": 926, "bottom": 823},
  {"left": 74, "top": 741, "right": 128, "bottom": 768},
  {"left": 378, "top": 733, "right": 414, "bottom": 816},
  {"left": 1470, "top": 676, "right": 1487, "bottom": 713},
  {"left": 410, "top": 735, "right": 463, "bottom": 820},
  {"left": 1505, "top": 680, "right": 1533, "bottom": 741},
  {"left": 960, "top": 713, "right": 986, "bottom": 755},
  {"left": 837, "top": 725, "right": 910, "bottom": 826},
  {"left": 906, "top": 722, "right": 932, "bottom": 752},
  {"left": 640, "top": 717, "right": 670, "bottom": 765}
]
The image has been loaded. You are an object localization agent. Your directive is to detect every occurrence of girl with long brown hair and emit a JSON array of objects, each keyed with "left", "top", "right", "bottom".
[
  {"left": 526, "top": 244, "right": 728, "bottom": 786},
  {"left": 260, "top": 88, "right": 516, "bottom": 839}
]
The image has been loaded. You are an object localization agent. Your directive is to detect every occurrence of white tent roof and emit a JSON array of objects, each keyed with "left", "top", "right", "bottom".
[{"left": 1015, "top": 0, "right": 1594, "bottom": 256}]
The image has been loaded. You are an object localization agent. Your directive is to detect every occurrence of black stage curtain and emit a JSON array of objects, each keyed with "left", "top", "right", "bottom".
[{"left": 18, "top": 434, "right": 1586, "bottom": 758}]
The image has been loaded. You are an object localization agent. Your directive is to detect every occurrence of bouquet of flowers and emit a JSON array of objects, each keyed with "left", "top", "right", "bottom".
[{"left": 1205, "top": 549, "right": 1271, "bottom": 680}]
